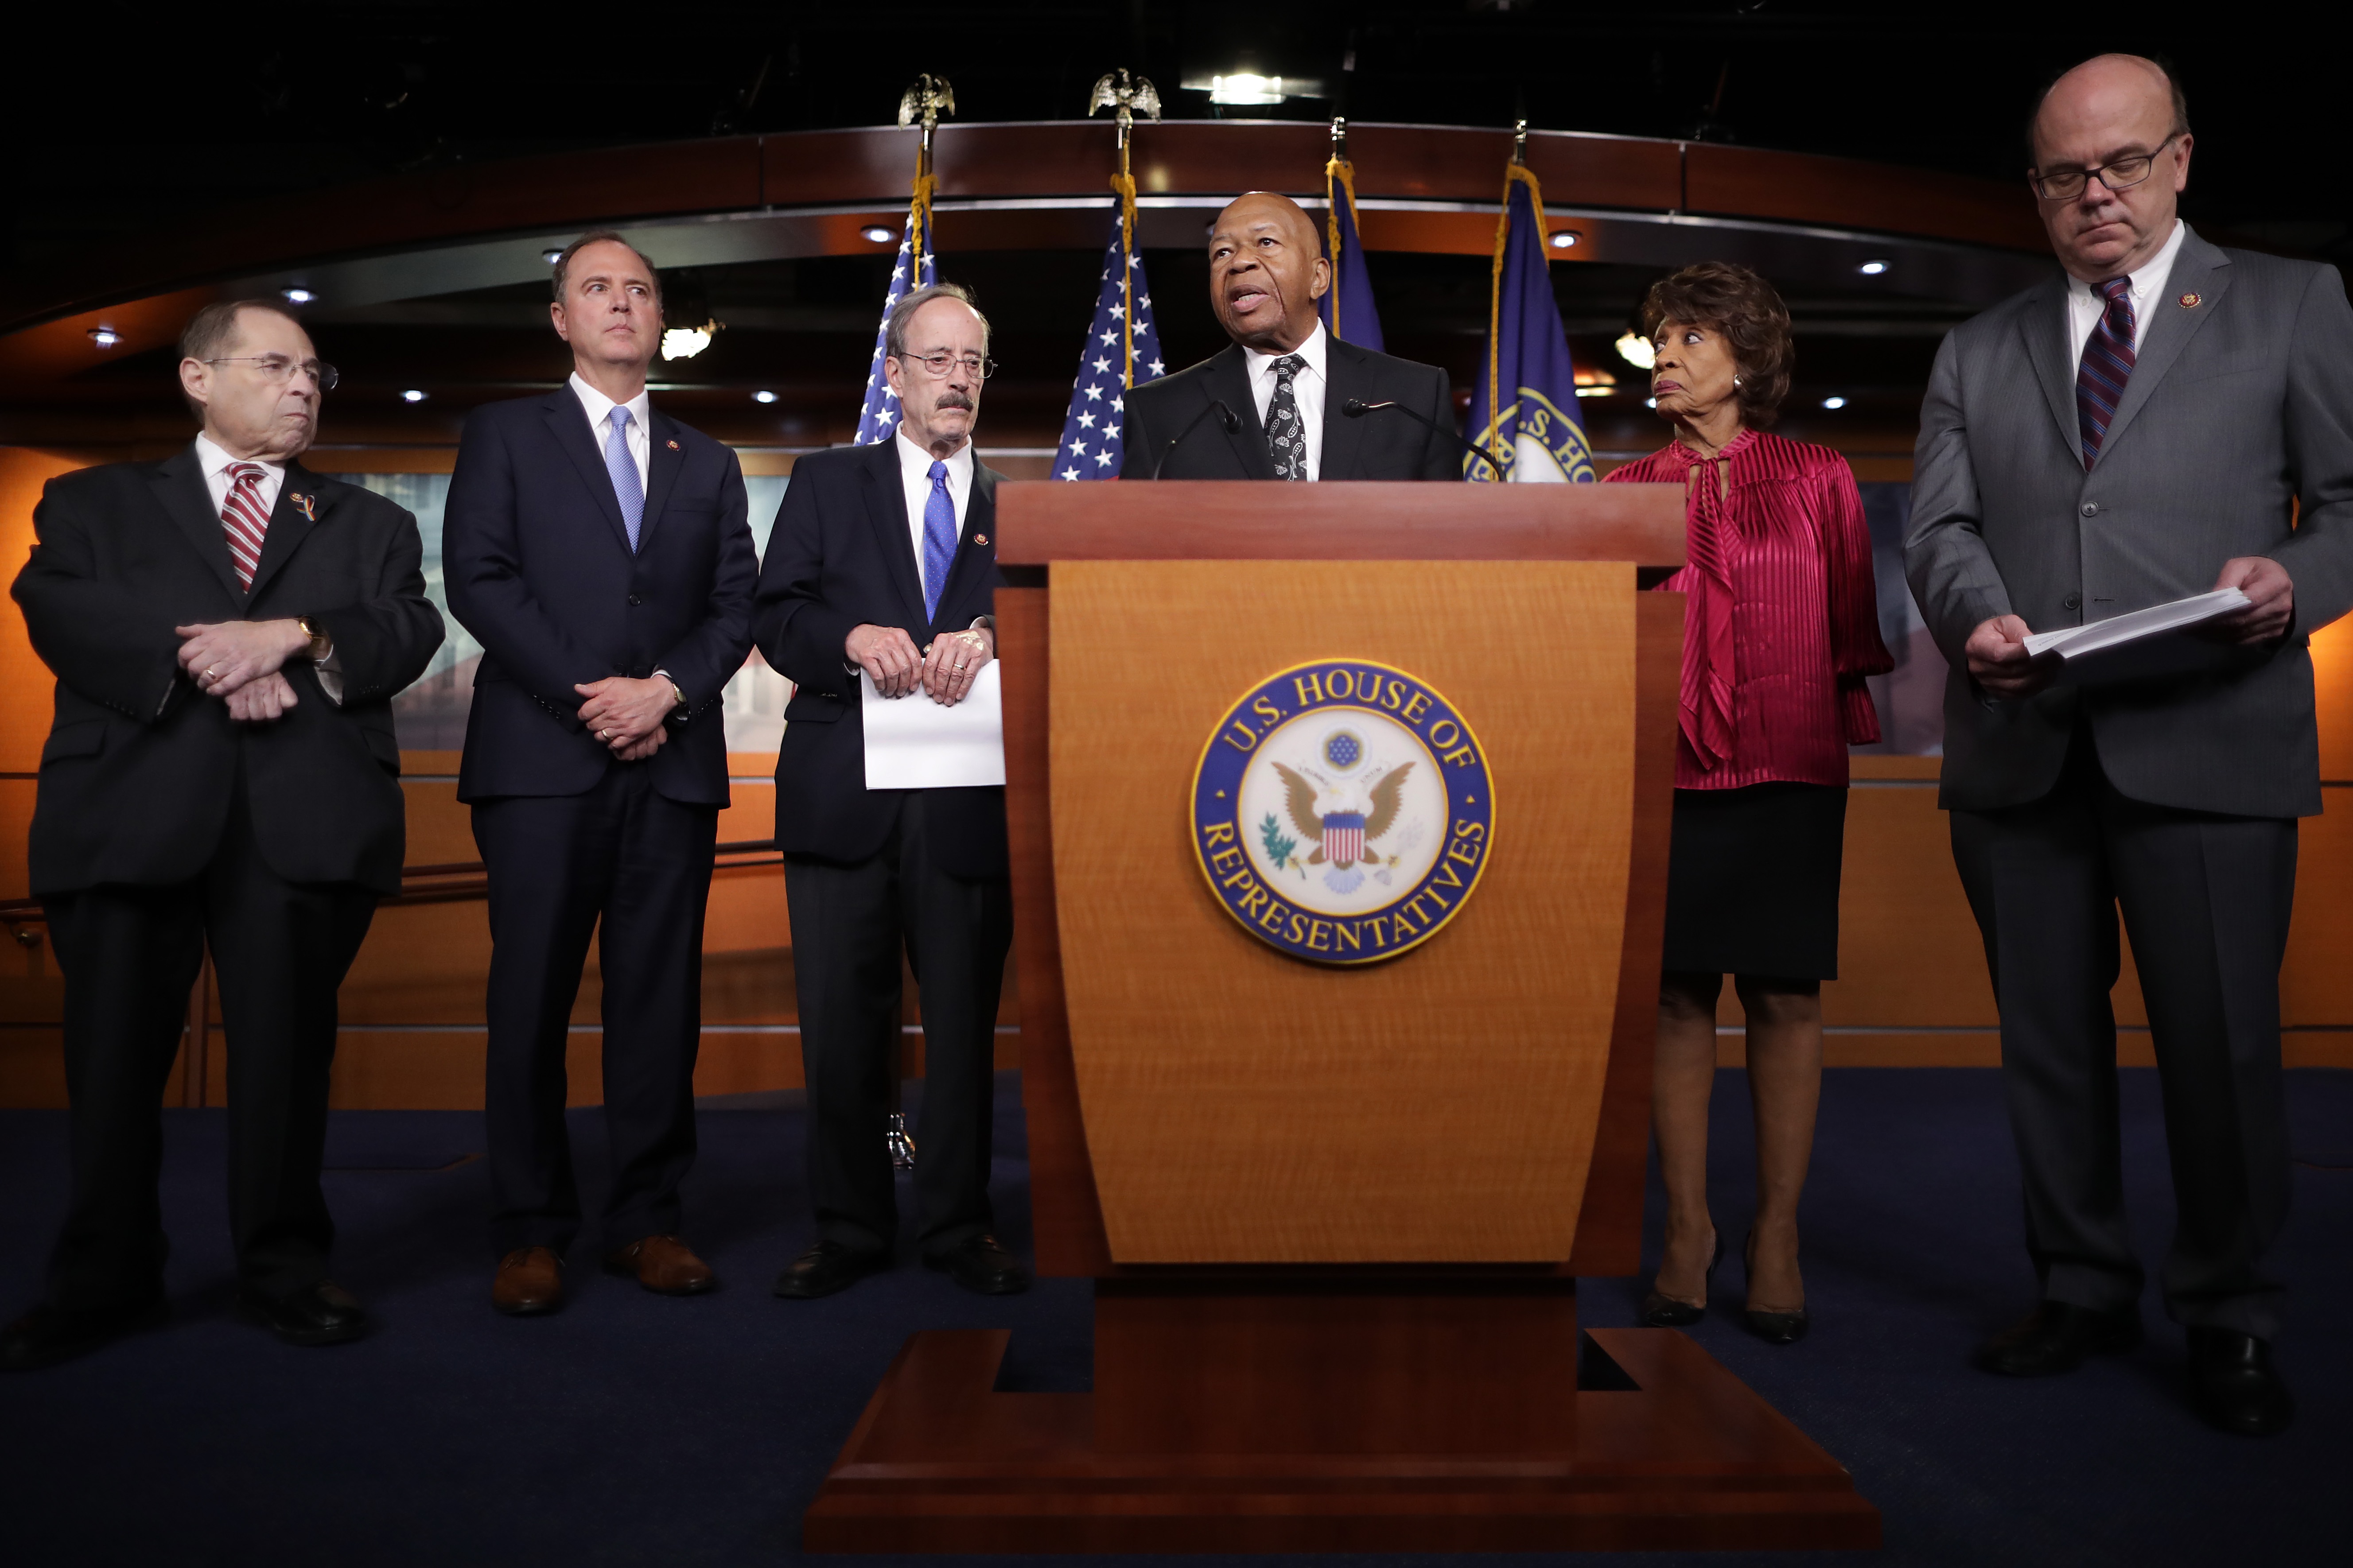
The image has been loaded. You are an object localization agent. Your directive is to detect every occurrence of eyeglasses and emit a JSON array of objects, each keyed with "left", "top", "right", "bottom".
[
  {"left": 2028, "top": 133, "right": 2182, "bottom": 202},
  {"left": 204, "top": 355, "right": 340, "bottom": 392},
  {"left": 895, "top": 351, "right": 996, "bottom": 380}
]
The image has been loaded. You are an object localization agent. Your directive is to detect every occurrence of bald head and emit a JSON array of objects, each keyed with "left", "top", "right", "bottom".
[
  {"left": 1207, "top": 191, "right": 1330, "bottom": 354},
  {"left": 2028, "top": 54, "right": 2193, "bottom": 282}
]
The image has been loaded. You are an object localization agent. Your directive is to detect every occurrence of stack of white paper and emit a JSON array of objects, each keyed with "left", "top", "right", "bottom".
[
  {"left": 860, "top": 663, "right": 1006, "bottom": 790},
  {"left": 2022, "top": 588, "right": 2251, "bottom": 663}
]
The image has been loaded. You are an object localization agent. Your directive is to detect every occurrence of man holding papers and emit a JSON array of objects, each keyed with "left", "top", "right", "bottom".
[
  {"left": 1906, "top": 55, "right": 2353, "bottom": 1436},
  {"left": 753, "top": 283, "right": 1023, "bottom": 1300}
]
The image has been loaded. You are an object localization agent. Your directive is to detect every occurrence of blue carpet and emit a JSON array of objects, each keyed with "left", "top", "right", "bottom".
[{"left": 0, "top": 1068, "right": 2345, "bottom": 1566}]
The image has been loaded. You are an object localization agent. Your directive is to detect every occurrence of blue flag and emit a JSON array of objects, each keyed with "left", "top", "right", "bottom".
[
  {"left": 1318, "top": 155, "right": 1384, "bottom": 351},
  {"left": 1464, "top": 164, "right": 1595, "bottom": 483},
  {"left": 1052, "top": 209, "right": 1165, "bottom": 480},
  {"left": 850, "top": 200, "right": 937, "bottom": 446}
]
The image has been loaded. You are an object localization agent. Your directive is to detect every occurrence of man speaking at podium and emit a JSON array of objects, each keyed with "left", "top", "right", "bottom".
[{"left": 1122, "top": 193, "right": 1457, "bottom": 482}]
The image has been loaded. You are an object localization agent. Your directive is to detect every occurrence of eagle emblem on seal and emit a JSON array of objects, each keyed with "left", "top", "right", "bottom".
[{"left": 1268, "top": 745, "right": 1416, "bottom": 896}]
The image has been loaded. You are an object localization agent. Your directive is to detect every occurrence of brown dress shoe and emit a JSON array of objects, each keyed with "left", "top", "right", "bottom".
[
  {"left": 604, "top": 1234, "right": 717, "bottom": 1296},
  {"left": 492, "top": 1247, "right": 564, "bottom": 1316}
]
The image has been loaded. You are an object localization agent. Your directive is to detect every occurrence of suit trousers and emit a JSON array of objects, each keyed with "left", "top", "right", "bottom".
[
  {"left": 1949, "top": 728, "right": 2295, "bottom": 1338},
  {"left": 41, "top": 764, "right": 377, "bottom": 1309},
  {"left": 785, "top": 791, "right": 1012, "bottom": 1258},
  {"left": 473, "top": 763, "right": 717, "bottom": 1256}
]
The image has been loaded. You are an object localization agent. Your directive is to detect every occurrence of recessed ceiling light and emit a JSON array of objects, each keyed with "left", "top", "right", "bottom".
[
  {"left": 401, "top": 389, "right": 428, "bottom": 404},
  {"left": 1209, "top": 73, "right": 1284, "bottom": 105},
  {"left": 860, "top": 224, "right": 895, "bottom": 243},
  {"left": 87, "top": 327, "right": 121, "bottom": 347},
  {"left": 1821, "top": 395, "right": 1847, "bottom": 410},
  {"left": 1645, "top": 397, "right": 1657, "bottom": 409},
  {"left": 752, "top": 390, "right": 778, "bottom": 404},
  {"left": 542, "top": 248, "right": 564, "bottom": 264},
  {"left": 281, "top": 287, "right": 315, "bottom": 305},
  {"left": 1549, "top": 230, "right": 1579, "bottom": 249},
  {"left": 1614, "top": 332, "right": 1656, "bottom": 370},
  {"left": 1858, "top": 260, "right": 1889, "bottom": 276}
]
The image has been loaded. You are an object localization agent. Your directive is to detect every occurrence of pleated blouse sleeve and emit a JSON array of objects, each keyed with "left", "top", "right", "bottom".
[{"left": 1817, "top": 452, "right": 1894, "bottom": 746}]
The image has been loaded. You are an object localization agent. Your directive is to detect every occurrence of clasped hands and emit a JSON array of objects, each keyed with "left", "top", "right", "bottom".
[
  {"left": 847, "top": 622, "right": 992, "bottom": 706},
  {"left": 1964, "top": 555, "right": 2294, "bottom": 700},
  {"left": 576, "top": 676, "right": 677, "bottom": 762},
  {"left": 175, "top": 618, "right": 309, "bottom": 723}
]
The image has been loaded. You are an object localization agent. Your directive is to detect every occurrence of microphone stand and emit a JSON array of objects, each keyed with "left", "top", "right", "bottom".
[
  {"left": 1342, "top": 396, "right": 1497, "bottom": 473},
  {"left": 1147, "top": 399, "right": 1240, "bottom": 481}
]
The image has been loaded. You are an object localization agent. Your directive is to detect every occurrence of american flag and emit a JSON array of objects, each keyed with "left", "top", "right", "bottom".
[
  {"left": 850, "top": 204, "right": 938, "bottom": 446},
  {"left": 1322, "top": 811, "right": 1365, "bottom": 869},
  {"left": 1052, "top": 212, "right": 1165, "bottom": 480}
]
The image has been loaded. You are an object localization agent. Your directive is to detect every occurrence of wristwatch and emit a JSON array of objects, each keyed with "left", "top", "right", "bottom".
[{"left": 298, "top": 616, "right": 333, "bottom": 661}]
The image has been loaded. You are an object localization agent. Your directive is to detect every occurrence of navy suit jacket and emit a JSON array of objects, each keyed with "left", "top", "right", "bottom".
[
  {"left": 752, "top": 440, "right": 1007, "bottom": 879},
  {"left": 443, "top": 388, "right": 757, "bottom": 807}
]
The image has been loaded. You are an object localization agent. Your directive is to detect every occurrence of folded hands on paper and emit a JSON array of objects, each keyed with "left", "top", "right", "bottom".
[
  {"left": 847, "top": 619, "right": 996, "bottom": 706},
  {"left": 1965, "top": 554, "right": 2295, "bottom": 699}
]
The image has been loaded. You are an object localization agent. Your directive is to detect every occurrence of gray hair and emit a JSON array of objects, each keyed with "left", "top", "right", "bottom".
[
  {"left": 885, "top": 282, "right": 989, "bottom": 361},
  {"left": 178, "top": 299, "right": 306, "bottom": 421},
  {"left": 551, "top": 230, "right": 664, "bottom": 308}
]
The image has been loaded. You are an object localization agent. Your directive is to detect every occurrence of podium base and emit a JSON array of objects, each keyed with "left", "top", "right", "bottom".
[{"left": 802, "top": 1327, "right": 1879, "bottom": 1553}]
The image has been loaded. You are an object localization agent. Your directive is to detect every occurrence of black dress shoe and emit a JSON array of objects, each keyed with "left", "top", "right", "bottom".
[
  {"left": 1743, "top": 1307, "right": 1810, "bottom": 1344},
  {"left": 0, "top": 1299, "right": 167, "bottom": 1373},
  {"left": 1639, "top": 1230, "right": 1723, "bottom": 1327},
  {"left": 237, "top": 1281, "right": 369, "bottom": 1347},
  {"left": 773, "top": 1241, "right": 889, "bottom": 1300},
  {"left": 923, "top": 1234, "right": 1030, "bottom": 1296},
  {"left": 1974, "top": 1300, "right": 2141, "bottom": 1377},
  {"left": 2187, "top": 1327, "right": 2294, "bottom": 1436}
]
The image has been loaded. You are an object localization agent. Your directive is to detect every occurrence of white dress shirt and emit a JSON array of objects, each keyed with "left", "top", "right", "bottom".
[
  {"left": 186, "top": 434, "right": 341, "bottom": 704},
  {"left": 569, "top": 371, "right": 651, "bottom": 493},
  {"left": 1244, "top": 321, "right": 1329, "bottom": 481},
  {"left": 2066, "top": 218, "right": 2186, "bottom": 366},
  {"left": 895, "top": 428, "right": 973, "bottom": 579}
]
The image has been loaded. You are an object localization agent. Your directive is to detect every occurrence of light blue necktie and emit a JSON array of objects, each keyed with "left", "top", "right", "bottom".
[
  {"left": 605, "top": 406, "right": 645, "bottom": 551},
  {"left": 921, "top": 459, "right": 958, "bottom": 625}
]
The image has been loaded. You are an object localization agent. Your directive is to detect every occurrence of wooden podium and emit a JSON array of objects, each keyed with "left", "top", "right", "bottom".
[{"left": 802, "top": 483, "right": 1878, "bottom": 1552}]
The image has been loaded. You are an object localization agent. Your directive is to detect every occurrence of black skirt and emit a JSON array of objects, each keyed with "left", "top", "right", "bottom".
[{"left": 1661, "top": 782, "right": 1849, "bottom": 981}]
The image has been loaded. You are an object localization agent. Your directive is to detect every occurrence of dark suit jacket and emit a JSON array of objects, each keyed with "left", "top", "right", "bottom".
[
  {"left": 1120, "top": 338, "right": 1458, "bottom": 481},
  {"left": 443, "top": 388, "right": 758, "bottom": 807},
  {"left": 752, "top": 440, "right": 1007, "bottom": 879},
  {"left": 1906, "top": 227, "right": 2353, "bottom": 819},
  {"left": 12, "top": 447, "right": 444, "bottom": 897}
]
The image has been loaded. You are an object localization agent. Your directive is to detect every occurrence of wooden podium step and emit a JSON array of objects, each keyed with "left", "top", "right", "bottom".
[{"left": 802, "top": 1326, "right": 1879, "bottom": 1553}]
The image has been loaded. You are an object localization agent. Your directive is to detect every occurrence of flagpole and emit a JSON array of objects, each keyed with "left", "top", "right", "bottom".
[
  {"left": 895, "top": 74, "right": 954, "bottom": 283},
  {"left": 1089, "top": 70, "right": 1160, "bottom": 389},
  {"left": 1326, "top": 117, "right": 1353, "bottom": 343},
  {"left": 1482, "top": 119, "right": 1544, "bottom": 477}
]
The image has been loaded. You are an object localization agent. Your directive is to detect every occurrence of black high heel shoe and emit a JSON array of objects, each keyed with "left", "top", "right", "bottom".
[
  {"left": 1742, "top": 1227, "right": 1809, "bottom": 1344},
  {"left": 1639, "top": 1230, "right": 1723, "bottom": 1327}
]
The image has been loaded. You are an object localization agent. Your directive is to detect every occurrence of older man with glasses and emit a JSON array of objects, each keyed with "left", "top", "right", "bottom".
[
  {"left": 1907, "top": 53, "right": 2353, "bottom": 1436},
  {"left": 753, "top": 282, "right": 1025, "bottom": 1301},
  {"left": 2, "top": 300, "right": 443, "bottom": 1368}
]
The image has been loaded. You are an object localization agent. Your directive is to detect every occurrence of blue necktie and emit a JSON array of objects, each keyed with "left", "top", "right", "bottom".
[
  {"left": 921, "top": 459, "right": 958, "bottom": 625},
  {"left": 605, "top": 406, "right": 645, "bottom": 551}
]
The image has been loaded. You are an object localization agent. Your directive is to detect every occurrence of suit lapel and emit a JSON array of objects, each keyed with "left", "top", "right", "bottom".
[
  {"left": 1209, "top": 347, "right": 1278, "bottom": 480},
  {"left": 148, "top": 446, "right": 242, "bottom": 602},
  {"left": 1318, "top": 338, "right": 1370, "bottom": 482},
  {"left": 2017, "top": 275, "right": 2079, "bottom": 462},
  {"left": 933, "top": 463, "right": 1000, "bottom": 622},
  {"left": 541, "top": 391, "right": 635, "bottom": 558},
  {"left": 2095, "top": 229, "right": 2232, "bottom": 466},
  {"left": 243, "top": 461, "right": 332, "bottom": 603},
  {"left": 862, "top": 439, "right": 930, "bottom": 631},
  {"left": 637, "top": 406, "right": 685, "bottom": 553}
]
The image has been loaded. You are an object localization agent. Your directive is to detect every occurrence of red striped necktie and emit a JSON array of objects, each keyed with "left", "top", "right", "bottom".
[
  {"left": 220, "top": 462, "right": 270, "bottom": 590},
  {"left": 2076, "top": 276, "right": 2135, "bottom": 469}
]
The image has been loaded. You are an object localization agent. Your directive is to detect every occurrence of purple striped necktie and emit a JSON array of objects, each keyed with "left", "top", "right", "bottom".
[
  {"left": 2076, "top": 276, "right": 2136, "bottom": 468},
  {"left": 220, "top": 462, "right": 270, "bottom": 590}
]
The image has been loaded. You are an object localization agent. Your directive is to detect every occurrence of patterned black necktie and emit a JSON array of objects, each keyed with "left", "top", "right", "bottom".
[{"left": 1265, "top": 354, "right": 1307, "bottom": 480}]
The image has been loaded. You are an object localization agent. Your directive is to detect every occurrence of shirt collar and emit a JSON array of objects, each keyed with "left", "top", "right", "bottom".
[
  {"left": 895, "top": 427, "right": 974, "bottom": 484},
  {"left": 1245, "top": 321, "right": 1328, "bottom": 381},
  {"left": 2072, "top": 218, "right": 2186, "bottom": 304},
  {"left": 568, "top": 370, "right": 651, "bottom": 432},
  {"left": 193, "top": 432, "right": 284, "bottom": 481}
]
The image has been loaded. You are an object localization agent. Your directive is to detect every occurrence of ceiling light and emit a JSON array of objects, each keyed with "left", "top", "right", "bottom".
[
  {"left": 542, "top": 248, "right": 564, "bottom": 264},
  {"left": 753, "top": 390, "right": 778, "bottom": 404},
  {"left": 281, "top": 287, "right": 315, "bottom": 305},
  {"left": 1209, "top": 73, "right": 1284, "bottom": 105},
  {"left": 401, "top": 389, "right": 428, "bottom": 404},
  {"left": 1858, "top": 260, "right": 1889, "bottom": 276},
  {"left": 1549, "top": 230, "right": 1579, "bottom": 249},
  {"left": 1645, "top": 397, "right": 1657, "bottom": 409},
  {"left": 1821, "top": 395, "right": 1847, "bottom": 410},
  {"left": 1574, "top": 386, "right": 1611, "bottom": 398},
  {"left": 87, "top": 327, "right": 121, "bottom": 348},
  {"left": 860, "top": 224, "right": 895, "bottom": 243},
  {"left": 1614, "top": 332, "right": 1656, "bottom": 371},
  {"left": 661, "top": 326, "right": 713, "bottom": 361}
]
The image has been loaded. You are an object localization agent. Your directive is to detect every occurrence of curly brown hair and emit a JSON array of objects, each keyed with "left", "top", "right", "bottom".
[{"left": 1637, "top": 261, "right": 1793, "bottom": 428}]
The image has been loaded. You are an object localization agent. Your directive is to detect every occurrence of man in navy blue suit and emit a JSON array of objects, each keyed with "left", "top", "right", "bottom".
[
  {"left": 754, "top": 283, "right": 1024, "bottom": 1300},
  {"left": 443, "top": 231, "right": 757, "bottom": 1316}
]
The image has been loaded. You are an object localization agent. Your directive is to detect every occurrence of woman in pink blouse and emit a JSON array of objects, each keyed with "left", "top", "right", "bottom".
[{"left": 1605, "top": 262, "right": 1892, "bottom": 1344}]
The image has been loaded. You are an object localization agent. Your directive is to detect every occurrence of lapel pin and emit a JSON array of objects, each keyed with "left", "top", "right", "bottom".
[
  {"left": 2180, "top": 292, "right": 2201, "bottom": 308},
  {"left": 291, "top": 493, "right": 317, "bottom": 522},
  {"left": 666, "top": 439, "right": 680, "bottom": 450},
  {"left": 973, "top": 533, "right": 988, "bottom": 547}
]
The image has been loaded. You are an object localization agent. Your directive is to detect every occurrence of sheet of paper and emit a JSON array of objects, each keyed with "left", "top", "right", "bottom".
[
  {"left": 2022, "top": 587, "right": 2250, "bottom": 662},
  {"left": 860, "top": 662, "right": 1006, "bottom": 790}
]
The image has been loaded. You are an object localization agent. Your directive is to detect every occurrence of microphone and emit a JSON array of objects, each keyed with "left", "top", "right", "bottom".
[
  {"left": 1147, "top": 398, "right": 1240, "bottom": 481},
  {"left": 1343, "top": 396, "right": 1496, "bottom": 472}
]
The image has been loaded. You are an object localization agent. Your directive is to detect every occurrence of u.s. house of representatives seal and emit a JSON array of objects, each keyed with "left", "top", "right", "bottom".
[{"left": 1191, "top": 660, "right": 1495, "bottom": 965}]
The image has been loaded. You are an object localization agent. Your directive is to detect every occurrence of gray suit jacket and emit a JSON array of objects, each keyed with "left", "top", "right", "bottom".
[{"left": 1906, "top": 226, "right": 2353, "bottom": 819}]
